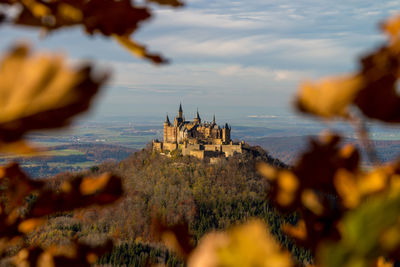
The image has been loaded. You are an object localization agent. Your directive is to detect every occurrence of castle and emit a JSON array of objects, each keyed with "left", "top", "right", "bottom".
[{"left": 153, "top": 104, "right": 243, "bottom": 160}]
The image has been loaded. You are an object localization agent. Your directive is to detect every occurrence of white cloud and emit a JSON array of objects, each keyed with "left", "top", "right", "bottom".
[
  {"left": 154, "top": 9, "right": 264, "bottom": 29},
  {"left": 217, "top": 64, "right": 313, "bottom": 82}
]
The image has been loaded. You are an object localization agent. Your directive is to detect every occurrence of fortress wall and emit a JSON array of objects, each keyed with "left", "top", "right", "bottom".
[
  {"left": 189, "top": 150, "right": 205, "bottom": 160},
  {"left": 163, "top": 142, "right": 178, "bottom": 151},
  {"left": 165, "top": 126, "right": 177, "bottom": 143},
  {"left": 152, "top": 142, "right": 163, "bottom": 152},
  {"left": 213, "top": 139, "right": 223, "bottom": 145},
  {"left": 182, "top": 144, "right": 201, "bottom": 156},
  {"left": 189, "top": 150, "right": 222, "bottom": 160},
  {"left": 204, "top": 144, "right": 222, "bottom": 152},
  {"left": 222, "top": 144, "right": 243, "bottom": 157}
]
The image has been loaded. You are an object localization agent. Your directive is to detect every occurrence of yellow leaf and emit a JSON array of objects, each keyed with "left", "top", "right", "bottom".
[
  {"left": 277, "top": 171, "right": 299, "bottom": 206},
  {"left": 58, "top": 3, "right": 83, "bottom": 22},
  {"left": 359, "top": 168, "right": 387, "bottom": 195},
  {"left": 0, "top": 43, "right": 107, "bottom": 143},
  {"left": 0, "top": 140, "right": 39, "bottom": 155},
  {"left": 80, "top": 173, "right": 111, "bottom": 195},
  {"left": 188, "top": 220, "right": 293, "bottom": 267},
  {"left": 296, "top": 74, "right": 363, "bottom": 118},
  {"left": 282, "top": 220, "right": 307, "bottom": 241},
  {"left": 21, "top": 0, "right": 51, "bottom": 17},
  {"left": 301, "top": 189, "right": 324, "bottom": 215},
  {"left": 381, "top": 14, "right": 400, "bottom": 43},
  {"left": 18, "top": 218, "right": 45, "bottom": 234},
  {"left": 257, "top": 162, "right": 277, "bottom": 181},
  {"left": 334, "top": 169, "right": 360, "bottom": 208}
]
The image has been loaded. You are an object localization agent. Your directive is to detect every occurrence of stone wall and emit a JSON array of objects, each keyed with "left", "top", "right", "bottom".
[
  {"left": 152, "top": 141, "right": 162, "bottom": 152},
  {"left": 204, "top": 144, "right": 222, "bottom": 152},
  {"left": 222, "top": 144, "right": 243, "bottom": 157},
  {"left": 182, "top": 144, "right": 201, "bottom": 156},
  {"left": 163, "top": 142, "right": 178, "bottom": 151}
]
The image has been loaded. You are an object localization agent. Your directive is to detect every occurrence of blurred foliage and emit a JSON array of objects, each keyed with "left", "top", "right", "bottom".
[
  {"left": 246, "top": 13, "right": 400, "bottom": 267},
  {"left": 0, "top": 0, "right": 184, "bottom": 63},
  {"left": 0, "top": 0, "right": 184, "bottom": 265},
  {"left": 2, "top": 1, "right": 400, "bottom": 267}
]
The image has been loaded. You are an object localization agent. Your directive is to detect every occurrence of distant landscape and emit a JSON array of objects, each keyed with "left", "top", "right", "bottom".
[{"left": 0, "top": 115, "right": 397, "bottom": 177}]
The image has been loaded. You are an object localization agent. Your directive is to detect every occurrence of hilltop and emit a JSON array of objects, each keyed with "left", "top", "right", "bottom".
[{"left": 23, "top": 144, "right": 310, "bottom": 266}]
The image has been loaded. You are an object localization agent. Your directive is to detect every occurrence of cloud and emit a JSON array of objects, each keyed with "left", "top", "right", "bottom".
[
  {"left": 154, "top": 9, "right": 264, "bottom": 29},
  {"left": 248, "top": 115, "right": 278, "bottom": 118},
  {"left": 216, "top": 64, "right": 313, "bottom": 82}
]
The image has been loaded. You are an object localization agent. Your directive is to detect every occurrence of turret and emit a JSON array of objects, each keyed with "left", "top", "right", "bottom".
[
  {"left": 212, "top": 114, "right": 216, "bottom": 125},
  {"left": 194, "top": 108, "right": 201, "bottom": 124},
  {"left": 164, "top": 114, "right": 171, "bottom": 126},
  {"left": 163, "top": 114, "right": 171, "bottom": 143},
  {"left": 178, "top": 103, "right": 183, "bottom": 119},
  {"left": 222, "top": 123, "right": 231, "bottom": 143}
]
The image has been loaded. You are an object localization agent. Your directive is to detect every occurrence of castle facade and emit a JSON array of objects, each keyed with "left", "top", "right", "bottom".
[{"left": 153, "top": 104, "right": 243, "bottom": 160}]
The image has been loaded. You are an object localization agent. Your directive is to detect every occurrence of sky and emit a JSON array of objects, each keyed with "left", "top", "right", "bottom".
[{"left": 1, "top": 0, "right": 400, "bottom": 123}]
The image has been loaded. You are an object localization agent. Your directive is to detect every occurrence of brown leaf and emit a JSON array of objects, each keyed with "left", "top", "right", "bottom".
[
  {"left": 81, "top": 0, "right": 150, "bottom": 36},
  {"left": 0, "top": 43, "right": 108, "bottom": 143},
  {"left": 13, "top": 240, "right": 113, "bottom": 267},
  {"left": 1, "top": 162, "right": 44, "bottom": 212},
  {"left": 296, "top": 74, "right": 363, "bottom": 119},
  {"left": 282, "top": 220, "right": 307, "bottom": 241},
  {"left": 152, "top": 218, "right": 194, "bottom": 259},
  {"left": 353, "top": 43, "right": 400, "bottom": 122},
  {"left": 258, "top": 133, "right": 358, "bottom": 251},
  {"left": 147, "top": 0, "right": 184, "bottom": 7},
  {"left": 30, "top": 174, "right": 122, "bottom": 217},
  {"left": 114, "top": 35, "right": 168, "bottom": 64}
]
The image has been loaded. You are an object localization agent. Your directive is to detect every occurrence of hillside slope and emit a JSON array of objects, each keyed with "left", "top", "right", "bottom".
[{"left": 25, "top": 146, "right": 310, "bottom": 266}]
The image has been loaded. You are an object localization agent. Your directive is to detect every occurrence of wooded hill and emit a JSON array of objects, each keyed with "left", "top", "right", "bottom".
[{"left": 23, "top": 145, "right": 311, "bottom": 266}]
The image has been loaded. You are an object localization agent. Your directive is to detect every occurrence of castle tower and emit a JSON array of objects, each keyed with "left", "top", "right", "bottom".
[
  {"left": 178, "top": 103, "right": 183, "bottom": 119},
  {"left": 163, "top": 114, "right": 171, "bottom": 142},
  {"left": 193, "top": 108, "right": 201, "bottom": 124},
  {"left": 222, "top": 123, "right": 231, "bottom": 144},
  {"left": 212, "top": 114, "right": 216, "bottom": 125}
]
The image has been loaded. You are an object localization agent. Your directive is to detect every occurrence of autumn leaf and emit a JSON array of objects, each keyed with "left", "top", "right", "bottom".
[
  {"left": 30, "top": 173, "right": 122, "bottom": 217},
  {"left": 0, "top": 43, "right": 108, "bottom": 143},
  {"left": 381, "top": 14, "right": 400, "bottom": 43},
  {"left": 114, "top": 35, "right": 168, "bottom": 64},
  {"left": 258, "top": 133, "right": 359, "bottom": 251},
  {"left": 188, "top": 220, "right": 293, "bottom": 267},
  {"left": 0, "top": 162, "right": 44, "bottom": 212},
  {"left": 318, "top": 190, "right": 400, "bottom": 267},
  {"left": 353, "top": 43, "right": 400, "bottom": 122},
  {"left": 13, "top": 240, "right": 113, "bottom": 267},
  {"left": 296, "top": 74, "right": 363, "bottom": 119},
  {"left": 5, "top": 0, "right": 172, "bottom": 62},
  {"left": 81, "top": 0, "right": 150, "bottom": 36},
  {"left": 147, "top": 0, "right": 184, "bottom": 7},
  {"left": 151, "top": 218, "right": 194, "bottom": 259}
]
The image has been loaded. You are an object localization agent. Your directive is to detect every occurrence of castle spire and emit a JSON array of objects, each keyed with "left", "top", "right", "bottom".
[
  {"left": 165, "top": 114, "right": 170, "bottom": 124},
  {"left": 194, "top": 108, "right": 201, "bottom": 123},
  {"left": 213, "top": 114, "right": 216, "bottom": 124},
  {"left": 178, "top": 103, "right": 183, "bottom": 118}
]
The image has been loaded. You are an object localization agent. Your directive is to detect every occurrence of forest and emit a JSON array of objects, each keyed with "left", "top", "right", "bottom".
[{"left": 15, "top": 145, "right": 311, "bottom": 266}]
